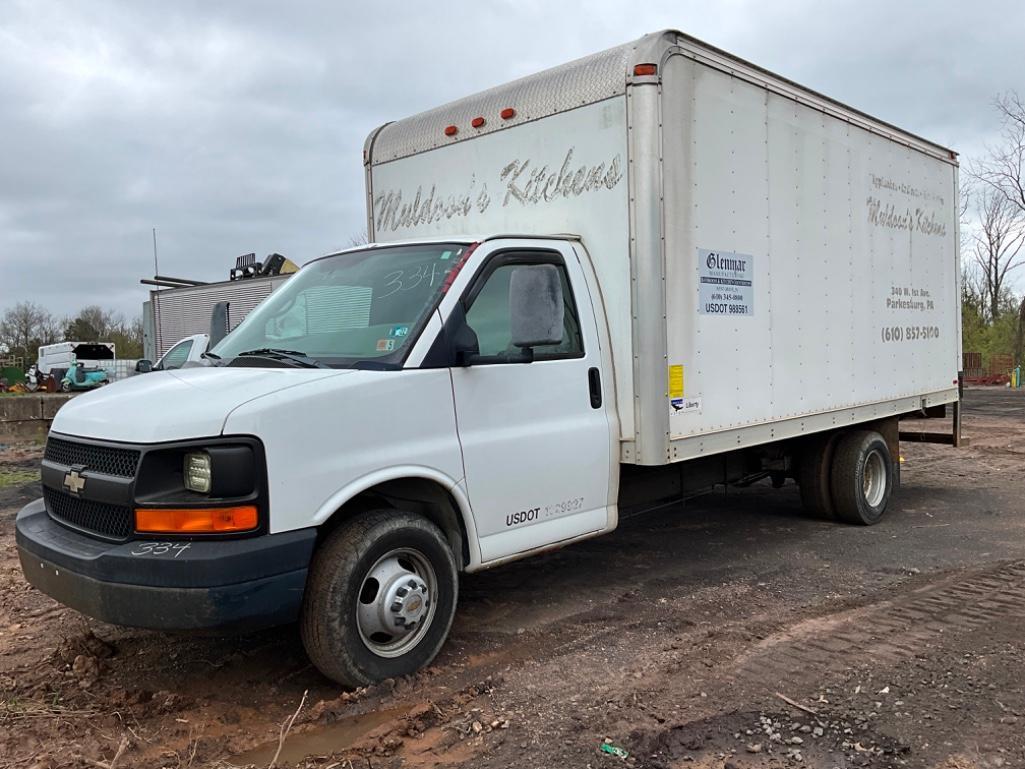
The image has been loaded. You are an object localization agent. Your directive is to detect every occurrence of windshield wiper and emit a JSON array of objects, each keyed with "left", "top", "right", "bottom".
[
  {"left": 350, "top": 360, "right": 402, "bottom": 371},
  {"left": 237, "top": 348, "right": 328, "bottom": 369},
  {"left": 201, "top": 350, "right": 224, "bottom": 366}
]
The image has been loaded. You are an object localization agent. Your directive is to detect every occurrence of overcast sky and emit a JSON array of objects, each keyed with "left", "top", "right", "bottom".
[{"left": 1, "top": 0, "right": 1022, "bottom": 321}]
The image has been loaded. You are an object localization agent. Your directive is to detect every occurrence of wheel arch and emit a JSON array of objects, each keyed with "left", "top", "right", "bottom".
[{"left": 312, "top": 467, "right": 479, "bottom": 570}]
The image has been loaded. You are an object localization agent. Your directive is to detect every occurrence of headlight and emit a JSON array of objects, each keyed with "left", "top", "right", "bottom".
[{"left": 184, "top": 451, "right": 212, "bottom": 493}]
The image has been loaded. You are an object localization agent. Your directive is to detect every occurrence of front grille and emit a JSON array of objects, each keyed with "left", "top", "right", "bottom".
[
  {"left": 43, "top": 487, "right": 132, "bottom": 541},
  {"left": 45, "top": 437, "right": 140, "bottom": 478}
]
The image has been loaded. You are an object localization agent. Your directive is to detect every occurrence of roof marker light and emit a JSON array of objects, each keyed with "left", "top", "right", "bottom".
[
  {"left": 471, "top": 116, "right": 485, "bottom": 128},
  {"left": 633, "top": 63, "right": 657, "bottom": 76},
  {"left": 444, "top": 125, "right": 458, "bottom": 137},
  {"left": 500, "top": 107, "right": 516, "bottom": 120}
]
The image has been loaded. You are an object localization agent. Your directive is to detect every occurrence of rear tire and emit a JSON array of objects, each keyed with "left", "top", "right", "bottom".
[
  {"left": 798, "top": 432, "right": 838, "bottom": 518},
  {"left": 301, "top": 510, "right": 458, "bottom": 687},
  {"left": 830, "top": 430, "right": 893, "bottom": 525}
]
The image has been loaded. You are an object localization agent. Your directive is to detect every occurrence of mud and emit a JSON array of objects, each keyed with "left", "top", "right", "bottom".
[{"left": 1, "top": 388, "right": 1024, "bottom": 768}]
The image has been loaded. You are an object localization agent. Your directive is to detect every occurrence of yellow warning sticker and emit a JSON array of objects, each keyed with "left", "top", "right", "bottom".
[{"left": 668, "top": 365, "right": 684, "bottom": 399}]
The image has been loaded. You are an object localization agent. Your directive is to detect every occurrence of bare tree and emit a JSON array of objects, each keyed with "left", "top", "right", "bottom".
[
  {"left": 108, "top": 315, "right": 145, "bottom": 358},
  {"left": 0, "top": 302, "right": 60, "bottom": 359},
  {"left": 959, "top": 181, "right": 972, "bottom": 252},
  {"left": 64, "top": 305, "right": 113, "bottom": 341},
  {"left": 961, "top": 261, "right": 984, "bottom": 308},
  {"left": 969, "top": 185, "right": 1025, "bottom": 323},
  {"left": 974, "top": 92, "right": 1025, "bottom": 216}
]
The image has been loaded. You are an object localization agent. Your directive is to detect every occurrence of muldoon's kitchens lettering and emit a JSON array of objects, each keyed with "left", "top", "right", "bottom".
[
  {"left": 374, "top": 148, "right": 623, "bottom": 233},
  {"left": 866, "top": 196, "right": 947, "bottom": 237}
]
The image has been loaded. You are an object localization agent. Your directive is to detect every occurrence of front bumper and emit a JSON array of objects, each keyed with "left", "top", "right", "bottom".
[{"left": 16, "top": 498, "right": 317, "bottom": 631}]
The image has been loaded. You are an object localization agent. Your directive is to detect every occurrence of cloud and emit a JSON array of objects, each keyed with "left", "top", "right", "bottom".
[{"left": 1, "top": 0, "right": 1022, "bottom": 322}]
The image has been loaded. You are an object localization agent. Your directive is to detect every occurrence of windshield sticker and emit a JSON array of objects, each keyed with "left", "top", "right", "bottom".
[
  {"left": 388, "top": 325, "right": 410, "bottom": 338},
  {"left": 376, "top": 339, "right": 397, "bottom": 352}
]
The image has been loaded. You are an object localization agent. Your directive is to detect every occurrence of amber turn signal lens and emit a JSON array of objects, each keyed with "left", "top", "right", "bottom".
[
  {"left": 135, "top": 506, "right": 258, "bottom": 534},
  {"left": 633, "top": 63, "right": 657, "bottom": 76}
]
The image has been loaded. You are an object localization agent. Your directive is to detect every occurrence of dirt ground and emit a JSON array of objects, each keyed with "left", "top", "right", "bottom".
[{"left": 2, "top": 387, "right": 1025, "bottom": 769}]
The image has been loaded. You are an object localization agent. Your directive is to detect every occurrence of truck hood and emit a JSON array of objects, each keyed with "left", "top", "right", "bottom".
[{"left": 51, "top": 366, "right": 352, "bottom": 443}]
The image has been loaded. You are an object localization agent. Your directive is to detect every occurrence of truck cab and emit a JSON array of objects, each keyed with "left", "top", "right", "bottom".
[{"left": 16, "top": 235, "right": 617, "bottom": 686}]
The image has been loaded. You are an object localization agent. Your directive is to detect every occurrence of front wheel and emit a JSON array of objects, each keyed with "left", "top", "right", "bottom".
[
  {"left": 830, "top": 430, "right": 893, "bottom": 525},
  {"left": 301, "top": 510, "right": 458, "bottom": 687},
  {"left": 59, "top": 380, "right": 71, "bottom": 392}
]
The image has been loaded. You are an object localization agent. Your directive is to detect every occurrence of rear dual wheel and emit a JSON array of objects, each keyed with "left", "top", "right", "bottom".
[
  {"left": 800, "top": 429, "right": 894, "bottom": 525},
  {"left": 797, "top": 432, "right": 838, "bottom": 518}
]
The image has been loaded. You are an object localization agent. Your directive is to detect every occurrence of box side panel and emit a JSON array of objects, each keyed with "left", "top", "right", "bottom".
[
  {"left": 368, "top": 98, "right": 634, "bottom": 439},
  {"left": 662, "top": 55, "right": 959, "bottom": 442}
]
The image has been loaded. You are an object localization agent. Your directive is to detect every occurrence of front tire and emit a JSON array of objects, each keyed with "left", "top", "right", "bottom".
[
  {"left": 830, "top": 430, "right": 893, "bottom": 525},
  {"left": 301, "top": 510, "right": 458, "bottom": 687}
]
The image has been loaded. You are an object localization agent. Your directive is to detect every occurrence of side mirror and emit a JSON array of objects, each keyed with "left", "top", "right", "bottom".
[
  {"left": 509, "top": 265, "right": 564, "bottom": 349},
  {"left": 135, "top": 359, "right": 153, "bottom": 373},
  {"left": 210, "top": 302, "right": 230, "bottom": 347}
]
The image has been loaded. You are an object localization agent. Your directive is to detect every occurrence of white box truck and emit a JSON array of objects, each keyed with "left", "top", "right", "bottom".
[{"left": 16, "top": 30, "right": 959, "bottom": 687}]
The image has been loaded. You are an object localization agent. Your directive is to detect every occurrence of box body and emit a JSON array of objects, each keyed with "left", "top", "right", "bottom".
[{"left": 365, "top": 30, "right": 960, "bottom": 465}]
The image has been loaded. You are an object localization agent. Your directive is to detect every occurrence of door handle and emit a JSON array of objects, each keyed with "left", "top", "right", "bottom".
[{"left": 588, "top": 367, "right": 602, "bottom": 409}]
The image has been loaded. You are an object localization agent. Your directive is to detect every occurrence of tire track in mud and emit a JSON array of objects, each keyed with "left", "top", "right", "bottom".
[
  {"left": 731, "top": 560, "right": 1025, "bottom": 692},
  {"left": 618, "top": 562, "right": 1025, "bottom": 769}
]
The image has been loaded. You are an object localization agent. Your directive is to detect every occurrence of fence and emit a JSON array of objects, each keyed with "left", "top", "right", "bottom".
[
  {"left": 963, "top": 351, "right": 1018, "bottom": 385},
  {"left": 962, "top": 352, "right": 983, "bottom": 379},
  {"left": 102, "top": 360, "right": 142, "bottom": 381}
]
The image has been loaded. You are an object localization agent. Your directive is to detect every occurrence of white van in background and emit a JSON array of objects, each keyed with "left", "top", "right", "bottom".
[{"left": 145, "top": 334, "right": 210, "bottom": 372}]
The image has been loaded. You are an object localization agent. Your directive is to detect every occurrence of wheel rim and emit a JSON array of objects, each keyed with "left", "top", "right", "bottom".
[
  {"left": 355, "top": 547, "right": 438, "bottom": 659},
  {"left": 862, "top": 449, "right": 887, "bottom": 508}
]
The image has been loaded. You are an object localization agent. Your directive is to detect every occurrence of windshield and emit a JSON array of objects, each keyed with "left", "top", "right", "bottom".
[{"left": 212, "top": 243, "right": 470, "bottom": 367}]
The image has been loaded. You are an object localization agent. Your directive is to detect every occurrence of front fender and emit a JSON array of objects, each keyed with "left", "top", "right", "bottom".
[{"left": 312, "top": 465, "right": 481, "bottom": 570}]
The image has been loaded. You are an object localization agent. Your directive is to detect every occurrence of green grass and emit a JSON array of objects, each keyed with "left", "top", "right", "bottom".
[{"left": 0, "top": 468, "right": 40, "bottom": 488}]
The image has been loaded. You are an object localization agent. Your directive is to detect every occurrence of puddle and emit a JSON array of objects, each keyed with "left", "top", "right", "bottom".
[{"left": 229, "top": 705, "right": 410, "bottom": 766}]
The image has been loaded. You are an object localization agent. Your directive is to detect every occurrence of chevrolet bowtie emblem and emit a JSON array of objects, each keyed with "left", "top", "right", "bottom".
[{"left": 63, "top": 469, "right": 86, "bottom": 495}]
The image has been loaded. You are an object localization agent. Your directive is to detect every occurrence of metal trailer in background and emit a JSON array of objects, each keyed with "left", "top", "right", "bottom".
[{"left": 142, "top": 276, "right": 291, "bottom": 360}]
